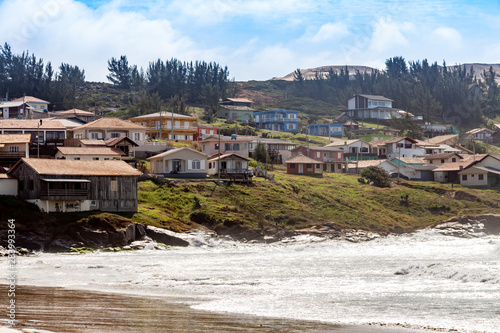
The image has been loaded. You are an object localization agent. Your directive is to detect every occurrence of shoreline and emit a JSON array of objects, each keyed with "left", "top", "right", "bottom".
[{"left": 0, "top": 284, "right": 423, "bottom": 333}]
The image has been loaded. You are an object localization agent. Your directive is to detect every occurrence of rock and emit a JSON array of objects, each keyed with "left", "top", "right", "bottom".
[
  {"left": 435, "top": 214, "right": 500, "bottom": 236},
  {"left": 145, "top": 226, "right": 189, "bottom": 247}
]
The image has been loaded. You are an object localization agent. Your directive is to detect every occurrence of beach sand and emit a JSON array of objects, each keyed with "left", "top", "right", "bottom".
[{"left": 0, "top": 284, "right": 418, "bottom": 333}]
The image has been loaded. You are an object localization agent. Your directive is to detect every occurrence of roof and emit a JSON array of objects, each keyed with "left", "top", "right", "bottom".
[
  {"left": 129, "top": 111, "right": 196, "bottom": 120},
  {"left": 294, "top": 145, "right": 342, "bottom": 152},
  {"left": 196, "top": 123, "right": 219, "bottom": 129},
  {"left": 200, "top": 135, "right": 251, "bottom": 142},
  {"left": 425, "top": 135, "right": 459, "bottom": 145},
  {"left": 222, "top": 98, "right": 253, "bottom": 103},
  {"left": 348, "top": 159, "right": 395, "bottom": 168},
  {"left": 286, "top": 154, "right": 323, "bottom": 164},
  {"left": 56, "top": 109, "right": 95, "bottom": 116},
  {"left": 242, "top": 136, "right": 295, "bottom": 145},
  {"left": 424, "top": 153, "right": 463, "bottom": 160},
  {"left": 465, "top": 128, "right": 495, "bottom": 135},
  {"left": 11, "top": 96, "right": 49, "bottom": 104},
  {"left": 394, "top": 157, "right": 425, "bottom": 165},
  {"left": 0, "top": 119, "right": 66, "bottom": 130},
  {"left": 72, "top": 117, "right": 147, "bottom": 131},
  {"left": 9, "top": 158, "right": 141, "bottom": 176},
  {"left": 0, "top": 101, "right": 30, "bottom": 108},
  {"left": 369, "top": 136, "right": 418, "bottom": 146},
  {"left": 46, "top": 117, "right": 85, "bottom": 128},
  {"left": 351, "top": 94, "right": 393, "bottom": 102},
  {"left": 148, "top": 147, "right": 207, "bottom": 160},
  {"left": 80, "top": 139, "right": 107, "bottom": 146},
  {"left": 105, "top": 136, "right": 139, "bottom": 147},
  {"left": 432, "top": 154, "right": 488, "bottom": 172},
  {"left": 459, "top": 166, "right": 500, "bottom": 175},
  {"left": 325, "top": 139, "right": 366, "bottom": 147},
  {"left": 0, "top": 134, "right": 31, "bottom": 144},
  {"left": 207, "top": 153, "right": 250, "bottom": 162},
  {"left": 57, "top": 147, "right": 123, "bottom": 156}
]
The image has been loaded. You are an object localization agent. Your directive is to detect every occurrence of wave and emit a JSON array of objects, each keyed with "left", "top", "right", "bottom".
[{"left": 395, "top": 263, "right": 500, "bottom": 284}]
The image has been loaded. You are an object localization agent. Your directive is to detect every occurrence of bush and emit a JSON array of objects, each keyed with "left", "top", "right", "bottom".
[{"left": 360, "top": 166, "right": 392, "bottom": 188}]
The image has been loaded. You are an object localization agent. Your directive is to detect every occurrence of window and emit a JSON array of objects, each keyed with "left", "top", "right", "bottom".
[
  {"left": 305, "top": 163, "right": 312, "bottom": 169},
  {"left": 225, "top": 143, "right": 231, "bottom": 151},
  {"left": 316, "top": 164, "right": 320, "bottom": 169},
  {"left": 93, "top": 157, "right": 99, "bottom": 160},
  {"left": 479, "top": 174, "right": 484, "bottom": 180},
  {"left": 110, "top": 180, "right": 118, "bottom": 191},
  {"left": 192, "top": 160, "right": 201, "bottom": 170},
  {"left": 184, "top": 121, "right": 189, "bottom": 129},
  {"left": 201, "top": 129, "right": 206, "bottom": 135},
  {"left": 104, "top": 158, "right": 110, "bottom": 160},
  {"left": 317, "top": 152, "right": 321, "bottom": 158},
  {"left": 289, "top": 163, "right": 296, "bottom": 169},
  {"left": 233, "top": 143, "right": 240, "bottom": 151},
  {"left": 9, "top": 146, "right": 19, "bottom": 152},
  {"left": 91, "top": 132, "right": 99, "bottom": 139},
  {"left": 111, "top": 133, "right": 121, "bottom": 138},
  {"left": 430, "top": 160, "right": 433, "bottom": 164},
  {"left": 46, "top": 132, "right": 65, "bottom": 140},
  {"left": 73, "top": 157, "right": 80, "bottom": 160},
  {"left": 209, "top": 162, "right": 212, "bottom": 169},
  {"left": 441, "top": 159, "right": 445, "bottom": 163},
  {"left": 462, "top": 175, "right": 467, "bottom": 181},
  {"left": 28, "top": 179, "right": 34, "bottom": 190},
  {"left": 452, "top": 158, "right": 456, "bottom": 162},
  {"left": 134, "top": 133, "right": 141, "bottom": 141}
]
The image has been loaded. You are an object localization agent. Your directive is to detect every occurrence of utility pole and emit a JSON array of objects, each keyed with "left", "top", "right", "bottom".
[
  {"left": 37, "top": 120, "right": 42, "bottom": 158},
  {"left": 217, "top": 132, "right": 221, "bottom": 181},
  {"left": 171, "top": 110, "right": 174, "bottom": 142}
]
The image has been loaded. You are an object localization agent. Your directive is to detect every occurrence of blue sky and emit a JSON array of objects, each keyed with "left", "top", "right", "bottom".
[{"left": 1, "top": 0, "right": 500, "bottom": 82}]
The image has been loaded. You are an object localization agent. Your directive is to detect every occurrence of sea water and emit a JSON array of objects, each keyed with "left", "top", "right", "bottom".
[{"left": 3, "top": 230, "right": 500, "bottom": 332}]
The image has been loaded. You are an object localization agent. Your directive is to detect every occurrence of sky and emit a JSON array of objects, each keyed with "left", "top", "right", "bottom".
[{"left": 1, "top": 0, "right": 500, "bottom": 82}]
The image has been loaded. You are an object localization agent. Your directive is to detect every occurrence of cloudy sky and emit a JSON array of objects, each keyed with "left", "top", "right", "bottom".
[{"left": 1, "top": 0, "right": 499, "bottom": 82}]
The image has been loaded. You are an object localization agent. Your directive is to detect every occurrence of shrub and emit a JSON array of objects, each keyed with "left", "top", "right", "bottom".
[{"left": 360, "top": 166, "right": 392, "bottom": 188}]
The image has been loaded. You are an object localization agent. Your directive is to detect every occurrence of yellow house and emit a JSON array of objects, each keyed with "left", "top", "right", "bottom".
[{"left": 129, "top": 112, "right": 197, "bottom": 142}]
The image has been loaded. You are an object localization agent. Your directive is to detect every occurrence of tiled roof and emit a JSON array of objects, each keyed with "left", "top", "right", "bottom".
[
  {"left": 11, "top": 158, "right": 141, "bottom": 176},
  {"left": 0, "top": 134, "right": 31, "bottom": 144},
  {"left": 148, "top": 147, "right": 207, "bottom": 160},
  {"left": 0, "top": 119, "right": 66, "bottom": 129},
  {"left": 57, "top": 147, "right": 123, "bottom": 156},
  {"left": 129, "top": 112, "right": 196, "bottom": 120},
  {"left": 432, "top": 154, "right": 488, "bottom": 172},
  {"left": 465, "top": 128, "right": 495, "bottom": 135},
  {"left": 196, "top": 123, "right": 219, "bottom": 129},
  {"left": 207, "top": 153, "right": 250, "bottom": 162},
  {"left": 424, "top": 153, "right": 462, "bottom": 160},
  {"left": 56, "top": 109, "right": 95, "bottom": 116},
  {"left": 72, "top": 117, "right": 147, "bottom": 131},
  {"left": 426, "top": 135, "right": 459, "bottom": 144},
  {"left": 286, "top": 154, "right": 322, "bottom": 164},
  {"left": 223, "top": 98, "right": 253, "bottom": 103},
  {"left": 326, "top": 139, "right": 364, "bottom": 147},
  {"left": 348, "top": 159, "right": 394, "bottom": 168},
  {"left": 80, "top": 139, "right": 107, "bottom": 146},
  {"left": 11, "top": 96, "right": 49, "bottom": 104},
  {"left": 354, "top": 94, "right": 393, "bottom": 102},
  {"left": 295, "top": 145, "right": 342, "bottom": 151},
  {"left": 105, "top": 136, "right": 139, "bottom": 147},
  {"left": 395, "top": 157, "right": 425, "bottom": 165},
  {"left": 200, "top": 135, "right": 251, "bottom": 142}
]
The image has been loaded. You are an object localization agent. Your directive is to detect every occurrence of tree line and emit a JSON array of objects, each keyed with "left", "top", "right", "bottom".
[
  {"left": 0, "top": 43, "right": 85, "bottom": 110},
  {"left": 292, "top": 56, "right": 500, "bottom": 130}
]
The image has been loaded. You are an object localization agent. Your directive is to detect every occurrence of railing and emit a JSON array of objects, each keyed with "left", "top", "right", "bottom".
[
  {"left": 221, "top": 168, "right": 249, "bottom": 174},
  {"left": 0, "top": 151, "right": 26, "bottom": 159},
  {"left": 41, "top": 189, "right": 88, "bottom": 199},
  {"left": 322, "top": 158, "right": 344, "bottom": 163},
  {"left": 259, "top": 118, "right": 298, "bottom": 123},
  {"left": 151, "top": 126, "right": 197, "bottom": 130}
]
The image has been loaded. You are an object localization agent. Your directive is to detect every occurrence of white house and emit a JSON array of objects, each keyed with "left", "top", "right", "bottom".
[
  {"left": 346, "top": 94, "right": 413, "bottom": 121},
  {"left": 458, "top": 155, "right": 500, "bottom": 187},
  {"left": 147, "top": 147, "right": 208, "bottom": 178}
]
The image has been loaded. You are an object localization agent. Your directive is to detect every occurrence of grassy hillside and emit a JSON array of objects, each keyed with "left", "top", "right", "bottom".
[{"left": 131, "top": 171, "right": 500, "bottom": 235}]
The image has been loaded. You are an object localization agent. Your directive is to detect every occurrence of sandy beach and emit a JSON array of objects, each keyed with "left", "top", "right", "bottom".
[{"left": 0, "top": 284, "right": 422, "bottom": 333}]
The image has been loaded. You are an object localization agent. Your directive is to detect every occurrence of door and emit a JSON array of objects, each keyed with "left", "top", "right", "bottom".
[
  {"left": 172, "top": 160, "right": 182, "bottom": 173},
  {"left": 3, "top": 108, "right": 8, "bottom": 118},
  {"left": 298, "top": 164, "right": 303, "bottom": 174}
]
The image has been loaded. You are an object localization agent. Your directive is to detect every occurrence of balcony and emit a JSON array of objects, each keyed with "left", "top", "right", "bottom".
[
  {"left": 40, "top": 179, "right": 90, "bottom": 200},
  {"left": 0, "top": 151, "right": 26, "bottom": 160},
  {"left": 40, "top": 189, "right": 89, "bottom": 200},
  {"left": 259, "top": 117, "right": 298, "bottom": 123},
  {"left": 151, "top": 125, "right": 197, "bottom": 131}
]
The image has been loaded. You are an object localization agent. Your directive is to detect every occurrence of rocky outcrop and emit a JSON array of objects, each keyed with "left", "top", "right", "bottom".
[
  {"left": 434, "top": 214, "right": 500, "bottom": 237},
  {"left": 145, "top": 226, "right": 189, "bottom": 247}
]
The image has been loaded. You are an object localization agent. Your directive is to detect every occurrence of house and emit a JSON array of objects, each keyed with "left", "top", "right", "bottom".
[
  {"left": 103, "top": 137, "right": 139, "bottom": 160},
  {"left": 129, "top": 112, "right": 197, "bottom": 141},
  {"left": 369, "top": 137, "right": 424, "bottom": 160},
  {"left": 286, "top": 154, "right": 323, "bottom": 174},
  {"left": 1, "top": 100, "right": 34, "bottom": 119},
  {"left": 0, "top": 119, "right": 66, "bottom": 156},
  {"left": 54, "top": 109, "right": 97, "bottom": 122},
  {"left": 247, "top": 137, "right": 296, "bottom": 164},
  {"left": 420, "top": 124, "right": 459, "bottom": 138},
  {"left": 11, "top": 96, "right": 50, "bottom": 114},
  {"left": 291, "top": 146, "right": 344, "bottom": 172},
  {"left": 326, "top": 139, "right": 376, "bottom": 161},
  {"left": 0, "top": 134, "right": 31, "bottom": 165},
  {"left": 333, "top": 112, "right": 359, "bottom": 129},
  {"left": 432, "top": 154, "right": 488, "bottom": 183},
  {"left": 55, "top": 147, "right": 124, "bottom": 161},
  {"left": 347, "top": 159, "right": 397, "bottom": 175},
  {"left": 424, "top": 153, "right": 463, "bottom": 166},
  {"left": 346, "top": 94, "right": 413, "bottom": 121},
  {"left": 426, "top": 134, "right": 459, "bottom": 146},
  {"left": 391, "top": 157, "right": 425, "bottom": 166},
  {"left": 307, "top": 123, "right": 343, "bottom": 137},
  {"left": 199, "top": 135, "right": 250, "bottom": 158},
  {"left": 217, "top": 98, "right": 255, "bottom": 123},
  {"left": 194, "top": 124, "right": 218, "bottom": 141},
  {"left": 7, "top": 158, "right": 142, "bottom": 213},
  {"left": 148, "top": 147, "right": 208, "bottom": 178},
  {"left": 71, "top": 117, "right": 147, "bottom": 144},
  {"left": 207, "top": 153, "right": 251, "bottom": 178},
  {"left": 46, "top": 117, "right": 87, "bottom": 130},
  {"left": 458, "top": 155, "right": 500, "bottom": 187},
  {"left": 253, "top": 109, "right": 300, "bottom": 132},
  {"left": 462, "top": 128, "right": 495, "bottom": 144},
  {"left": 352, "top": 128, "right": 399, "bottom": 142}
]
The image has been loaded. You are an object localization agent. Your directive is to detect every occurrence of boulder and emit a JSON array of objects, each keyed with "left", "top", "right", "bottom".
[{"left": 145, "top": 226, "right": 189, "bottom": 247}]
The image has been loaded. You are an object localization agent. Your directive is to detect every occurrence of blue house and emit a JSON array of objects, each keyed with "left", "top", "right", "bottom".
[
  {"left": 253, "top": 110, "right": 300, "bottom": 132},
  {"left": 308, "top": 123, "right": 344, "bottom": 137}
]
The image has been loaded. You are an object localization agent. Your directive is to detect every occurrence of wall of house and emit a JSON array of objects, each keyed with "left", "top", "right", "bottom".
[
  {"left": 287, "top": 162, "right": 321, "bottom": 174},
  {"left": 28, "top": 199, "right": 92, "bottom": 213},
  {"left": 460, "top": 172, "right": 488, "bottom": 187},
  {"left": 434, "top": 171, "right": 449, "bottom": 183},
  {"left": 0, "top": 178, "right": 17, "bottom": 195},
  {"left": 54, "top": 152, "right": 119, "bottom": 161},
  {"left": 149, "top": 150, "right": 207, "bottom": 174}
]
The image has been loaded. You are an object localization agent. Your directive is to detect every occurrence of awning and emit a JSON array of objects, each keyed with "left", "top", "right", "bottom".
[{"left": 41, "top": 178, "right": 91, "bottom": 183}]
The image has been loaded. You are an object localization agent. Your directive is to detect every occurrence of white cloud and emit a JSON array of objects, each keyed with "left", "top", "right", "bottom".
[
  {"left": 432, "top": 27, "right": 463, "bottom": 49},
  {"left": 301, "top": 22, "right": 349, "bottom": 43},
  {"left": 369, "top": 19, "right": 415, "bottom": 53},
  {"left": 231, "top": 45, "right": 296, "bottom": 80}
]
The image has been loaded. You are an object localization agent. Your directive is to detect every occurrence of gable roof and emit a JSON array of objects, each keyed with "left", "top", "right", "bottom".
[
  {"left": 56, "top": 109, "right": 95, "bottom": 116},
  {"left": 72, "top": 117, "right": 147, "bottom": 131},
  {"left": 11, "top": 96, "right": 49, "bottom": 104},
  {"left": 129, "top": 111, "right": 197, "bottom": 120},
  {"left": 348, "top": 159, "right": 396, "bottom": 169},
  {"left": 393, "top": 157, "right": 425, "bottom": 165},
  {"left": 0, "top": 119, "right": 66, "bottom": 130},
  {"left": 325, "top": 139, "right": 366, "bottom": 147},
  {"left": 148, "top": 147, "right": 207, "bottom": 160},
  {"left": 352, "top": 94, "right": 393, "bottom": 102},
  {"left": 207, "top": 152, "right": 250, "bottom": 162},
  {"left": 105, "top": 136, "right": 139, "bottom": 147},
  {"left": 465, "top": 128, "right": 495, "bottom": 135},
  {"left": 9, "top": 158, "right": 141, "bottom": 176},
  {"left": 57, "top": 147, "right": 124, "bottom": 156},
  {"left": 369, "top": 136, "right": 418, "bottom": 146},
  {"left": 80, "top": 139, "right": 107, "bottom": 146},
  {"left": 200, "top": 135, "right": 251, "bottom": 142},
  {"left": 432, "top": 154, "right": 488, "bottom": 172},
  {"left": 286, "top": 154, "right": 322, "bottom": 164},
  {"left": 425, "top": 135, "right": 459, "bottom": 145},
  {"left": 0, "top": 134, "right": 31, "bottom": 144},
  {"left": 222, "top": 98, "right": 253, "bottom": 104}
]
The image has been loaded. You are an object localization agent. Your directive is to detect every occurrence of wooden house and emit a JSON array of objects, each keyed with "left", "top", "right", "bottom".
[
  {"left": 0, "top": 134, "right": 31, "bottom": 165},
  {"left": 8, "top": 158, "right": 142, "bottom": 213},
  {"left": 129, "top": 112, "right": 197, "bottom": 141},
  {"left": 286, "top": 154, "right": 323, "bottom": 174},
  {"left": 207, "top": 153, "right": 251, "bottom": 178},
  {"left": 148, "top": 147, "right": 208, "bottom": 178},
  {"left": 291, "top": 146, "right": 344, "bottom": 172}
]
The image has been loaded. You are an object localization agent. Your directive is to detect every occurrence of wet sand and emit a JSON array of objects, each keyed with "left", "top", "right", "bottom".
[{"left": 0, "top": 284, "right": 418, "bottom": 333}]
